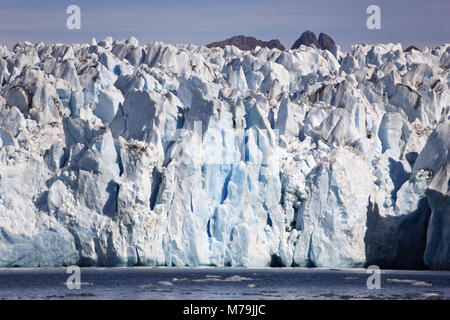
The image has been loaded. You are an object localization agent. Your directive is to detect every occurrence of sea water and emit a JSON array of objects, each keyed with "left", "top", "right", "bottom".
[{"left": 0, "top": 267, "right": 449, "bottom": 300}]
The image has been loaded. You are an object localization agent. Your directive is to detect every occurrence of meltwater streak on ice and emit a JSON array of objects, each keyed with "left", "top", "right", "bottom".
[
  {"left": 0, "top": 39, "right": 449, "bottom": 269},
  {"left": 0, "top": 267, "right": 449, "bottom": 300}
]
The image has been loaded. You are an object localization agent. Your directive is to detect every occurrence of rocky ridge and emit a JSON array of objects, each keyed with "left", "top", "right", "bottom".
[{"left": 207, "top": 35, "right": 285, "bottom": 51}]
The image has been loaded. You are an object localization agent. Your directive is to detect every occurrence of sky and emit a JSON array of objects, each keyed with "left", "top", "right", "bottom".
[{"left": 0, "top": 0, "right": 448, "bottom": 50}]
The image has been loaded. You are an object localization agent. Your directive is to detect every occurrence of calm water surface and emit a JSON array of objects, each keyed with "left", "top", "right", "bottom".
[{"left": 0, "top": 267, "right": 449, "bottom": 300}]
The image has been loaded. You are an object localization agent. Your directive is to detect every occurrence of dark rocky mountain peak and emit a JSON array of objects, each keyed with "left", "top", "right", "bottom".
[
  {"left": 291, "top": 30, "right": 320, "bottom": 49},
  {"left": 318, "top": 33, "right": 336, "bottom": 51},
  {"left": 291, "top": 31, "right": 336, "bottom": 52}
]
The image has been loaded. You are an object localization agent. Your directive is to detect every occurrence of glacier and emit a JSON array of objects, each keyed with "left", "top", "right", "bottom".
[{"left": 0, "top": 38, "right": 449, "bottom": 269}]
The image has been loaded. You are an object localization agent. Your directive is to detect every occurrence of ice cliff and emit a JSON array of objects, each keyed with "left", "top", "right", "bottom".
[{"left": 0, "top": 37, "right": 449, "bottom": 269}]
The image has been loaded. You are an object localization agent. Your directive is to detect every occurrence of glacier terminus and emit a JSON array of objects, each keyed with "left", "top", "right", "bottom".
[{"left": 0, "top": 37, "right": 449, "bottom": 269}]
